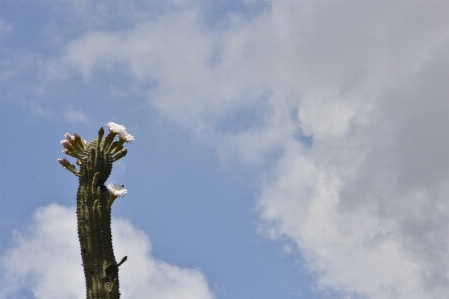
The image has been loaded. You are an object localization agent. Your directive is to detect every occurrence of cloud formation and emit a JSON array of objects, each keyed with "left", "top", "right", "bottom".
[
  {"left": 47, "top": 1, "right": 449, "bottom": 298},
  {"left": 0, "top": 204, "right": 215, "bottom": 299},
  {"left": 63, "top": 106, "right": 90, "bottom": 124}
]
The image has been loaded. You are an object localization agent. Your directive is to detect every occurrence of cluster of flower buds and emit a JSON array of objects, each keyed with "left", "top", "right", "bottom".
[
  {"left": 60, "top": 132, "right": 86, "bottom": 159},
  {"left": 57, "top": 133, "right": 87, "bottom": 176},
  {"left": 58, "top": 121, "right": 134, "bottom": 175},
  {"left": 57, "top": 157, "right": 79, "bottom": 176}
]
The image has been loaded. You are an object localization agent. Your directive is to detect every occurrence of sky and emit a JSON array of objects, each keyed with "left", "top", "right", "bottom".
[{"left": 0, "top": 1, "right": 448, "bottom": 299}]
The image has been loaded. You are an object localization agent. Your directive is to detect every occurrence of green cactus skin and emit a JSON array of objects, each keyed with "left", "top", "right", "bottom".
[
  {"left": 77, "top": 139, "right": 120, "bottom": 299},
  {"left": 59, "top": 125, "right": 133, "bottom": 299}
]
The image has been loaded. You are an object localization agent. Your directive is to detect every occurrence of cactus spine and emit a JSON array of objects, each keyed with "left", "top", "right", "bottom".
[{"left": 58, "top": 123, "right": 134, "bottom": 299}]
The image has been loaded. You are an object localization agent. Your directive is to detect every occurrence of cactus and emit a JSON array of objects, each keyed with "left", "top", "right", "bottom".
[{"left": 58, "top": 122, "right": 134, "bottom": 299}]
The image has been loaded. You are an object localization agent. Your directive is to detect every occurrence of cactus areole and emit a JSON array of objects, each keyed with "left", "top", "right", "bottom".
[{"left": 58, "top": 123, "right": 134, "bottom": 299}]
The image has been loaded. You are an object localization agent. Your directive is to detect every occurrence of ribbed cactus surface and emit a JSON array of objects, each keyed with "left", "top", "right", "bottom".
[{"left": 58, "top": 123, "right": 134, "bottom": 299}]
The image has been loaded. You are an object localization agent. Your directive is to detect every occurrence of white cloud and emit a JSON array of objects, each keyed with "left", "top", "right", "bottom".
[
  {"left": 29, "top": 100, "right": 53, "bottom": 119},
  {"left": 114, "top": 218, "right": 214, "bottom": 299},
  {"left": 63, "top": 107, "right": 90, "bottom": 124},
  {"left": 0, "top": 204, "right": 215, "bottom": 299},
  {"left": 0, "top": 204, "right": 84, "bottom": 299},
  {"left": 255, "top": 3, "right": 449, "bottom": 299},
  {"left": 49, "top": 1, "right": 449, "bottom": 298}
]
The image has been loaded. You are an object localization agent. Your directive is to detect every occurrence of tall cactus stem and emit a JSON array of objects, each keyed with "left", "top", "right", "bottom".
[{"left": 59, "top": 123, "right": 133, "bottom": 299}]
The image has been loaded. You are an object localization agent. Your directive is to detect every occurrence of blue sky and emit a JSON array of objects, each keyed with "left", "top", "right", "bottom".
[{"left": 1, "top": 1, "right": 449, "bottom": 299}]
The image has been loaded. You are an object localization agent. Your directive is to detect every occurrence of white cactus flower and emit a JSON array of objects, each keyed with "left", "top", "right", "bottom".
[
  {"left": 120, "top": 133, "right": 135, "bottom": 142},
  {"left": 106, "top": 122, "right": 127, "bottom": 135},
  {"left": 107, "top": 183, "right": 127, "bottom": 197}
]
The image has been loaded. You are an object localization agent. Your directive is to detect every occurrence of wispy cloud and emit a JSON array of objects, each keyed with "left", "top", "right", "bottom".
[
  {"left": 63, "top": 106, "right": 90, "bottom": 124},
  {"left": 42, "top": 1, "right": 449, "bottom": 298},
  {"left": 0, "top": 19, "right": 12, "bottom": 33},
  {"left": 0, "top": 204, "right": 215, "bottom": 299},
  {"left": 29, "top": 100, "right": 53, "bottom": 119}
]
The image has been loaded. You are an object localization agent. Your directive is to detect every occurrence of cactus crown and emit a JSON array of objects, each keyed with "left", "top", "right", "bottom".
[{"left": 58, "top": 122, "right": 134, "bottom": 299}]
